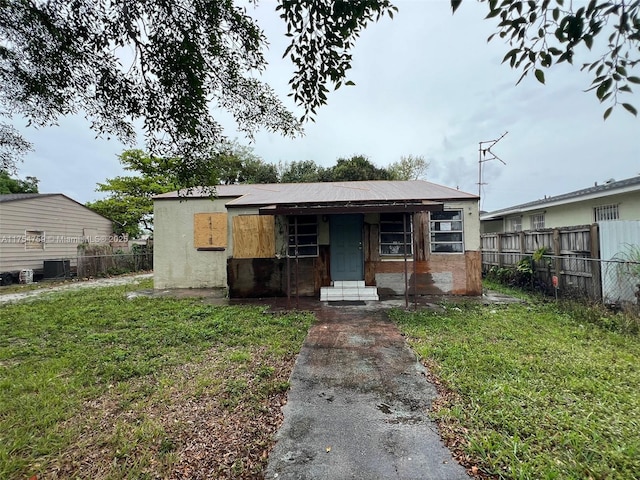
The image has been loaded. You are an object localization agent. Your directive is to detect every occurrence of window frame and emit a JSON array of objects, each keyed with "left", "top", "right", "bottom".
[
  {"left": 506, "top": 216, "right": 522, "bottom": 232},
  {"left": 594, "top": 204, "right": 619, "bottom": 222},
  {"left": 530, "top": 213, "right": 545, "bottom": 230},
  {"left": 25, "top": 230, "right": 45, "bottom": 250},
  {"left": 379, "top": 212, "right": 413, "bottom": 256},
  {"left": 288, "top": 215, "right": 319, "bottom": 258},
  {"left": 430, "top": 210, "right": 464, "bottom": 254}
]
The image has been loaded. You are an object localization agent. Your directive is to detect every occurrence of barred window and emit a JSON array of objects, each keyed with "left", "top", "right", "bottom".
[
  {"left": 530, "top": 213, "right": 545, "bottom": 230},
  {"left": 507, "top": 216, "right": 522, "bottom": 232},
  {"left": 430, "top": 210, "right": 464, "bottom": 253},
  {"left": 25, "top": 230, "right": 45, "bottom": 250},
  {"left": 594, "top": 204, "right": 619, "bottom": 222},
  {"left": 380, "top": 213, "right": 413, "bottom": 256},
  {"left": 288, "top": 215, "right": 318, "bottom": 257}
]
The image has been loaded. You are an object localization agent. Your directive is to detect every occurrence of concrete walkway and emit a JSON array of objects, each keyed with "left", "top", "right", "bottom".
[{"left": 265, "top": 305, "right": 470, "bottom": 480}]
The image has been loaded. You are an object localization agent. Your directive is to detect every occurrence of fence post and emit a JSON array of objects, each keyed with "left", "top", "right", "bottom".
[
  {"left": 590, "top": 223, "right": 602, "bottom": 301},
  {"left": 497, "top": 233, "right": 503, "bottom": 267},
  {"left": 553, "top": 228, "right": 562, "bottom": 289}
]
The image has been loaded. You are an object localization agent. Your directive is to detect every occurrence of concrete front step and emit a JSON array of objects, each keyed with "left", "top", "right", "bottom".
[{"left": 320, "top": 284, "right": 379, "bottom": 302}]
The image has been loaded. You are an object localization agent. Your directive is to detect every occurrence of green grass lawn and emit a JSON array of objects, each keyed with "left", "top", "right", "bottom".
[
  {"left": 4, "top": 278, "right": 639, "bottom": 480},
  {"left": 391, "top": 300, "right": 640, "bottom": 479},
  {"left": 0, "top": 280, "right": 313, "bottom": 479}
]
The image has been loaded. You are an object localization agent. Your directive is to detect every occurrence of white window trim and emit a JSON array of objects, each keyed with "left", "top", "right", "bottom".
[
  {"left": 430, "top": 210, "right": 464, "bottom": 254},
  {"left": 594, "top": 204, "right": 619, "bottom": 222},
  {"left": 530, "top": 213, "right": 545, "bottom": 230},
  {"left": 506, "top": 216, "right": 522, "bottom": 232}
]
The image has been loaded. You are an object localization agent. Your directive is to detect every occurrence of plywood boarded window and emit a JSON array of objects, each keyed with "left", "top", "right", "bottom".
[
  {"left": 194, "top": 213, "right": 227, "bottom": 250},
  {"left": 232, "top": 215, "right": 275, "bottom": 258}
]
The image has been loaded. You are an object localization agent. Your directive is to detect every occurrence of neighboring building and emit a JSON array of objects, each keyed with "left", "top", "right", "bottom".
[
  {"left": 0, "top": 194, "right": 115, "bottom": 278},
  {"left": 153, "top": 180, "right": 481, "bottom": 300},
  {"left": 481, "top": 175, "right": 640, "bottom": 233}
]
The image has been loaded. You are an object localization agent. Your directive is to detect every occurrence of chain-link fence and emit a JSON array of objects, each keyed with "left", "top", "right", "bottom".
[
  {"left": 483, "top": 251, "right": 640, "bottom": 310},
  {"left": 0, "top": 247, "right": 153, "bottom": 284},
  {"left": 77, "top": 249, "right": 153, "bottom": 278}
]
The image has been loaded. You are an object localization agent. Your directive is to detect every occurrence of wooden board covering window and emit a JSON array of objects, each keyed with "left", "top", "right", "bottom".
[
  {"left": 232, "top": 215, "right": 275, "bottom": 258},
  {"left": 194, "top": 213, "right": 227, "bottom": 249}
]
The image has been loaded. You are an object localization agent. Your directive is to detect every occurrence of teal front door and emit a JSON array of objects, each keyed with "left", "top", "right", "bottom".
[{"left": 330, "top": 214, "right": 364, "bottom": 281}]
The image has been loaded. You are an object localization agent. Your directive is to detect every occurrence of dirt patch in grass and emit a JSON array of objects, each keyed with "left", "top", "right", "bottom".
[{"left": 42, "top": 346, "right": 295, "bottom": 479}]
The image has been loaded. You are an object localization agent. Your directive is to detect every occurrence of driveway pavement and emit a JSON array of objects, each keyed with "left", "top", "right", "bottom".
[{"left": 265, "top": 305, "right": 470, "bottom": 480}]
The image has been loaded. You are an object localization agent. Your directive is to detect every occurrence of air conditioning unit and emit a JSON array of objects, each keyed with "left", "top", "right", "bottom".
[{"left": 43, "top": 260, "right": 71, "bottom": 279}]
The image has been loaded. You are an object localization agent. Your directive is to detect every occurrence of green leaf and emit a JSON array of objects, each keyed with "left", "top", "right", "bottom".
[
  {"left": 451, "top": 0, "right": 463, "bottom": 14},
  {"left": 603, "top": 106, "right": 613, "bottom": 120},
  {"left": 627, "top": 76, "right": 640, "bottom": 84},
  {"left": 584, "top": 34, "right": 593, "bottom": 49},
  {"left": 534, "top": 69, "right": 545, "bottom": 84},
  {"left": 622, "top": 103, "right": 638, "bottom": 116},
  {"left": 502, "top": 48, "right": 520, "bottom": 64},
  {"left": 596, "top": 79, "right": 612, "bottom": 100},
  {"left": 616, "top": 65, "right": 627, "bottom": 76},
  {"left": 345, "top": 80, "right": 355, "bottom": 86}
]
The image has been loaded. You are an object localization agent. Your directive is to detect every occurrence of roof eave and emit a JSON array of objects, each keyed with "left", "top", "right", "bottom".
[
  {"left": 481, "top": 183, "right": 640, "bottom": 220},
  {"left": 258, "top": 200, "right": 444, "bottom": 215}
]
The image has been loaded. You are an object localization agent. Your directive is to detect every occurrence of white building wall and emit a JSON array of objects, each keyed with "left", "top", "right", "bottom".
[{"left": 446, "top": 200, "right": 481, "bottom": 251}]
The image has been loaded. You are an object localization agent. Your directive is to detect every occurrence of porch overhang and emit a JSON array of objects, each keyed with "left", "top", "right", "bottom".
[{"left": 257, "top": 200, "right": 444, "bottom": 216}]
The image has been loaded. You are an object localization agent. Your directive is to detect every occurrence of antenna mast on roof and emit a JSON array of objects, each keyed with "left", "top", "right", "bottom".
[{"left": 478, "top": 131, "right": 508, "bottom": 203}]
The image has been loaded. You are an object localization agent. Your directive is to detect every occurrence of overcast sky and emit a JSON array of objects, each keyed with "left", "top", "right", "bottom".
[{"left": 11, "top": 0, "right": 640, "bottom": 212}]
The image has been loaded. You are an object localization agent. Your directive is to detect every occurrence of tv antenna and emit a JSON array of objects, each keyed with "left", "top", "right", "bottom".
[{"left": 478, "top": 131, "right": 508, "bottom": 200}]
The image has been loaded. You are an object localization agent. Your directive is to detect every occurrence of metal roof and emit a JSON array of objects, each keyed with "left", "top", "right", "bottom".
[
  {"left": 154, "top": 180, "right": 478, "bottom": 206},
  {"left": 481, "top": 175, "right": 640, "bottom": 220}
]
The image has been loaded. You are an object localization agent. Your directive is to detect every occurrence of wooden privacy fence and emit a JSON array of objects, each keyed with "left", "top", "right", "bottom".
[{"left": 481, "top": 225, "right": 602, "bottom": 300}]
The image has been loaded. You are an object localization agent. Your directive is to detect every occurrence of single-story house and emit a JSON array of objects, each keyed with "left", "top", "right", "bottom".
[
  {"left": 481, "top": 175, "right": 640, "bottom": 233},
  {"left": 0, "top": 193, "right": 115, "bottom": 281},
  {"left": 153, "top": 180, "right": 481, "bottom": 300}
]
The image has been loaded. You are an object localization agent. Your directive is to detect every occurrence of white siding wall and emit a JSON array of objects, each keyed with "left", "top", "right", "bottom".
[{"left": 0, "top": 195, "right": 114, "bottom": 272}]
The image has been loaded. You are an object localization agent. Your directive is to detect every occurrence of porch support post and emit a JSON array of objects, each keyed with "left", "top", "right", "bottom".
[
  {"left": 413, "top": 214, "right": 417, "bottom": 311},
  {"left": 286, "top": 217, "right": 291, "bottom": 310},
  {"left": 294, "top": 217, "right": 300, "bottom": 309},
  {"left": 403, "top": 212, "right": 408, "bottom": 309}
]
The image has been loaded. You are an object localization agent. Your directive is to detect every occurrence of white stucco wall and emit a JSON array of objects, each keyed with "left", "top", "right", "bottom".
[
  {"left": 154, "top": 197, "right": 231, "bottom": 289},
  {"left": 446, "top": 200, "right": 481, "bottom": 251},
  {"left": 500, "top": 190, "right": 640, "bottom": 231}
]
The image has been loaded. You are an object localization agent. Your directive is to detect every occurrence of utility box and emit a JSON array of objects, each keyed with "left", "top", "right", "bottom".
[{"left": 43, "top": 260, "right": 71, "bottom": 279}]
